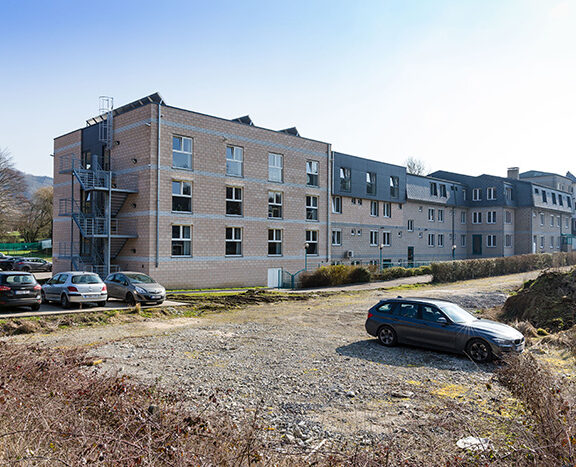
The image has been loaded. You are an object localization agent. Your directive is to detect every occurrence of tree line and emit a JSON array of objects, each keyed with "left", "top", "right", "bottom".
[{"left": 0, "top": 147, "right": 53, "bottom": 243}]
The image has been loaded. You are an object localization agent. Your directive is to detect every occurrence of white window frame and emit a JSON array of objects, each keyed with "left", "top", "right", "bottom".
[
  {"left": 428, "top": 233, "right": 435, "bottom": 247},
  {"left": 487, "top": 187, "right": 496, "bottom": 200},
  {"left": 540, "top": 213, "right": 545, "bottom": 226},
  {"left": 172, "top": 136, "right": 193, "bottom": 170},
  {"left": 332, "top": 196, "right": 342, "bottom": 214},
  {"left": 225, "top": 186, "right": 243, "bottom": 216},
  {"left": 504, "top": 210, "right": 512, "bottom": 224},
  {"left": 370, "top": 200, "right": 379, "bottom": 217},
  {"left": 268, "top": 191, "right": 283, "bottom": 219},
  {"left": 461, "top": 211, "right": 466, "bottom": 224},
  {"left": 306, "top": 195, "right": 319, "bottom": 221},
  {"left": 428, "top": 208, "right": 435, "bottom": 222},
  {"left": 438, "top": 209, "right": 444, "bottom": 223},
  {"left": 225, "top": 227, "right": 242, "bottom": 256},
  {"left": 226, "top": 145, "right": 243, "bottom": 177},
  {"left": 366, "top": 172, "right": 377, "bottom": 195},
  {"left": 407, "top": 219, "right": 414, "bottom": 232},
  {"left": 171, "top": 225, "right": 192, "bottom": 257},
  {"left": 472, "top": 212, "right": 482, "bottom": 224},
  {"left": 339, "top": 167, "right": 351, "bottom": 192},
  {"left": 550, "top": 216, "right": 554, "bottom": 227},
  {"left": 383, "top": 202, "right": 391, "bottom": 218},
  {"left": 550, "top": 236, "right": 554, "bottom": 249},
  {"left": 460, "top": 234, "right": 466, "bottom": 247},
  {"left": 390, "top": 176, "right": 399, "bottom": 197},
  {"left": 268, "top": 153, "right": 283, "bottom": 182},
  {"left": 438, "top": 234, "right": 444, "bottom": 248},
  {"left": 505, "top": 234, "right": 512, "bottom": 248},
  {"left": 487, "top": 211, "right": 496, "bottom": 224},
  {"left": 331, "top": 229, "right": 342, "bottom": 246},
  {"left": 305, "top": 230, "right": 319, "bottom": 255},
  {"left": 369, "top": 230, "right": 379, "bottom": 246},
  {"left": 306, "top": 160, "right": 319, "bottom": 187},
  {"left": 472, "top": 188, "right": 482, "bottom": 201},
  {"left": 382, "top": 231, "right": 391, "bottom": 247},
  {"left": 268, "top": 229, "right": 282, "bottom": 256},
  {"left": 486, "top": 235, "right": 496, "bottom": 248},
  {"left": 172, "top": 180, "right": 192, "bottom": 213}
]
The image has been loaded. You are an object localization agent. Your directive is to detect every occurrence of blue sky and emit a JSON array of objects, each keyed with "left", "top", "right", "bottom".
[{"left": 1, "top": 0, "right": 575, "bottom": 178}]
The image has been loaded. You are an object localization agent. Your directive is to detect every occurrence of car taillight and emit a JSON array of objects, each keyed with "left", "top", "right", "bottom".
[
  {"left": 101, "top": 284, "right": 107, "bottom": 292},
  {"left": 16, "top": 261, "right": 24, "bottom": 265},
  {"left": 33, "top": 285, "right": 41, "bottom": 290},
  {"left": 0, "top": 286, "right": 10, "bottom": 292},
  {"left": 67, "top": 286, "right": 78, "bottom": 292},
  {"left": 367, "top": 312, "right": 373, "bottom": 319}
]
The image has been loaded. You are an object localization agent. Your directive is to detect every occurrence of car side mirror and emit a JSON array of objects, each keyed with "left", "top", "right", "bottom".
[{"left": 437, "top": 317, "right": 448, "bottom": 325}]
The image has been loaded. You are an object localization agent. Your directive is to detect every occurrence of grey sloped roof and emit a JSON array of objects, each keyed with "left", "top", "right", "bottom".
[
  {"left": 520, "top": 170, "right": 557, "bottom": 178},
  {"left": 566, "top": 171, "right": 576, "bottom": 182},
  {"left": 406, "top": 174, "right": 465, "bottom": 204},
  {"left": 86, "top": 93, "right": 164, "bottom": 125}
]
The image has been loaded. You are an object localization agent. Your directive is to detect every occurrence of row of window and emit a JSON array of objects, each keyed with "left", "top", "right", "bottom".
[
  {"left": 171, "top": 225, "right": 320, "bottom": 257},
  {"left": 471, "top": 186, "right": 514, "bottom": 202},
  {"left": 173, "top": 136, "right": 320, "bottom": 185},
  {"left": 330, "top": 196, "right": 393, "bottom": 216},
  {"left": 338, "top": 167, "right": 400, "bottom": 197},
  {"left": 331, "top": 229, "right": 391, "bottom": 247},
  {"left": 534, "top": 235, "right": 563, "bottom": 250},
  {"left": 534, "top": 187, "right": 573, "bottom": 207},
  {"left": 537, "top": 212, "right": 570, "bottom": 228}
]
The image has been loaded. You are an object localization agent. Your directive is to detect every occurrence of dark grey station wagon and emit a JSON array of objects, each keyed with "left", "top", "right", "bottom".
[{"left": 365, "top": 297, "right": 525, "bottom": 363}]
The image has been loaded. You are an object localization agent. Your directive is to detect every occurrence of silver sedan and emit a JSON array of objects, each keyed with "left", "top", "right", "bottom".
[
  {"left": 104, "top": 272, "right": 166, "bottom": 305},
  {"left": 42, "top": 272, "right": 107, "bottom": 308}
]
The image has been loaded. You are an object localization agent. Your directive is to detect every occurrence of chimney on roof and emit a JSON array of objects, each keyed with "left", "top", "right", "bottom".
[{"left": 507, "top": 167, "right": 519, "bottom": 180}]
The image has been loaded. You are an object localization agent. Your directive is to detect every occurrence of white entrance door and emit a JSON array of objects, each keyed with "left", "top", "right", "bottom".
[{"left": 267, "top": 268, "right": 282, "bottom": 288}]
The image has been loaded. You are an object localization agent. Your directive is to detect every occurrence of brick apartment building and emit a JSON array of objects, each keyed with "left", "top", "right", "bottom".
[{"left": 53, "top": 93, "right": 576, "bottom": 288}]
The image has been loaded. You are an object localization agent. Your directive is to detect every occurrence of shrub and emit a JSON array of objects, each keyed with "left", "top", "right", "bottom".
[
  {"left": 299, "top": 265, "right": 371, "bottom": 288},
  {"left": 370, "top": 264, "right": 431, "bottom": 282},
  {"left": 431, "top": 252, "right": 576, "bottom": 283}
]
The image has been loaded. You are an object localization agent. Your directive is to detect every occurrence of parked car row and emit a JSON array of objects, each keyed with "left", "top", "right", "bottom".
[
  {"left": 0, "top": 271, "right": 166, "bottom": 311},
  {"left": 0, "top": 255, "right": 52, "bottom": 272}
]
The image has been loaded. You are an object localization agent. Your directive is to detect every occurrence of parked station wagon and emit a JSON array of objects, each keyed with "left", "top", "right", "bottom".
[{"left": 365, "top": 297, "right": 525, "bottom": 363}]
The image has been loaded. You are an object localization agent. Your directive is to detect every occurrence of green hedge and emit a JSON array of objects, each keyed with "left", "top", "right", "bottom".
[
  {"left": 370, "top": 265, "right": 432, "bottom": 281},
  {"left": 299, "top": 265, "right": 371, "bottom": 288},
  {"left": 431, "top": 252, "right": 576, "bottom": 283}
]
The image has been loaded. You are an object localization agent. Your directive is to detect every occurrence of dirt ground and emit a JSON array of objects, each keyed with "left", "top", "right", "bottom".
[{"left": 9, "top": 269, "right": 574, "bottom": 456}]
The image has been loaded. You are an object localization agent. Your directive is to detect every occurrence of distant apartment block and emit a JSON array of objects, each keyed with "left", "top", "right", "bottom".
[{"left": 52, "top": 94, "right": 576, "bottom": 288}]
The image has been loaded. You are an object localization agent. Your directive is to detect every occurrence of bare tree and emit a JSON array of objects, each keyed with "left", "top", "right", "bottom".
[
  {"left": 0, "top": 148, "right": 26, "bottom": 235},
  {"left": 17, "top": 186, "right": 53, "bottom": 243},
  {"left": 405, "top": 157, "right": 428, "bottom": 176}
]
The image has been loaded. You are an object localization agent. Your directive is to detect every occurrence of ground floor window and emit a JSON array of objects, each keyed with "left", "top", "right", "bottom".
[
  {"left": 305, "top": 230, "right": 318, "bottom": 255},
  {"left": 172, "top": 225, "right": 191, "bottom": 256},
  {"left": 382, "top": 231, "right": 391, "bottom": 246},
  {"left": 331, "top": 229, "right": 342, "bottom": 246},
  {"left": 370, "top": 230, "right": 378, "bottom": 246},
  {"left": 505, "top": 234, "right": 512, "bottom": 248},
  {"left": 487, "top": 235, "right": 496, "bottom": 248},
  {"left": 461, "top": 234, "right": 466, "bottom": 247},
  {"left": 226, "top": 227, "right": 242, "bottom": 256},
  {"left": 268, "top": 229, "right": 282, "bottom": 256},
  {"left": 428, "top": 234, "right": 435, "bottom": 247},
  {"left": 438, "top": 234, "right": 444, "bottom": 247}
]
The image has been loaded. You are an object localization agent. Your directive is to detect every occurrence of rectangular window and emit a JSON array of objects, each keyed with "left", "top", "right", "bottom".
[
  {"left": 366, "top": 172, "right": 377, "bottom": 195},
  {"left": 550, "top": 236, "right": 554, "bottom": 249},
  {"left": 505, "top": 210, "right": 512, "bottom": 224},
  {"left": 383, "top": 202, "right": 391, "bottom": 218},
  {"left": 331, "top": 229, "right": 342, "bottom": 246},
  {"left": 487, "top": 187, "right": 496, "bottom": 200},
  {"left": 306, "top": 230, "right": 318, "bottom": 255},
  {"left": 542, "top": 191, "right": 547, "bottom": 203},
  {"left": 340, "top": 167, "right": 351, "bottom": 192},
  {"left": 268, "top": 153, "right": 283, "bottom": 182},
  {"left": 552, "top": 193, "right": 557, "bottom": 205},
  {"left": 540, "top": 236, "right": 545, "bottom": 249},
  {"left": 268, "top": 229, "right": 282, "bottom": 255},
  {"left": 505, "top": 234, "right": 512, "bottom": 248},
  {"left": 438, "top": 234, "right": 444, "bottom": 247},
  {"left": 225, "top": 227, "right": 242, "bottom": 256},
  {"left": 268, "top": 191, "right": 283, "bottom": 218},
  {"left": 382, "top": 231, "right": 391, "bottom": 246},
  {"left": 306, "top": 195, "right": 319, "bottom": 221},
  {"left": 428, "top": 233, "right": 435, "bottom": 247},
  {"left": 370, "top": 200, "right": 379, "bottom": 216},
  {"left": 172, "top": 181, "right": 192, "bottom": 212},
  {"left": 390, "top": 176, "right": 399, "bottom": 197},
  {"left": 428, "top": 208, "right": 435, "bottom": 222},
  {"left": 472, "top": 212, "right": 482, "bottom": 224},
  {"left": 487, "top": 235, "right": 496, "bottom": 248},
  {"left": 226, "top": 146, "right": 243, "bottom": 177},
  {"left": 540, "top": 213, "right": 545, "bottom": 226},
  {"left": 226, "top": 187, "right": 242, "bottom": 216},
  {"left": 567, "top": 218, "right": 570, "bottom": 229},
  {"left": 332, "top": 196, "right": 342, "bottom": 214},
  {"left": 171, "top": 225, "right": 191, "bottom": 256},
  {"left": 487, "top": 211, "right": 496, "bottom": 224},
  {"left": 407, "top": 219, "right": 414, "bottom": 231},
  {"left": 306, "top": 160, "right": 319, "bottom": 187},
  {"left": 461, "top": 211, "right": 466, "bottom": 224},
  {"left": 430, "top": 182, "right": 438, "bottom": 197},
  {"left": 568, "top": 197, "right": 572, "bottom": 208},
  {"left": 370, "top": 230, "right": 379, "bottom": 246},
  {"left": 559, "top": 195, "right": 564, "bottom": 206},
  {"left": 438, "top": 209, "right": 444, "bottom": 223},
  {"left": 550, "top": 216, "right": 554, "bottom": 227},
  {"left": 472, "top": 188, "right": 482, "bottom": 201},
  {"left": 439, "top": 184, "right": 447, "bottom": 197},
  {"left": 505, "top": 186, "right": 513, "bottom": 201},
  {"left": 463, "top": 189, "right": 467, "bottom": 201},
  {"left": 461, "top": 234, "right": 466, "bottom": 247},
  {"left": 172, "top": 136, "right": 193, "bottom": 169}
]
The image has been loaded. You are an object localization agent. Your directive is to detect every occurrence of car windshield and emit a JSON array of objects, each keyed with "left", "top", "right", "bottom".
[
  {"left": 71, "top": 274, "right": 102, "bottom": 284},
  {"left": 3, "top": 275, "right": 36, "bottom": 285},
  {"left": 124, "top": 273, "right": 155, "bottom": 284},
  {"left": 437, "top": 302, "right": 477, "bottom": 324}
]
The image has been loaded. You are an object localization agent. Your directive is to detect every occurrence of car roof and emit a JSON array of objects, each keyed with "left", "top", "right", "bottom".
[
  {"left": 58, "top": 271, "right": 99, "bottom": 276},
  {"left": 382, "top": 297, "right": 455, "bottom": 306},
  {"left": 0, "top": 271, "right": 34, "bottom": 275}
]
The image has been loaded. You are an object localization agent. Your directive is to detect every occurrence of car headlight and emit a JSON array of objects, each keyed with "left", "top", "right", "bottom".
[
  {"left": 134, "top": 286, "right": 147, "bottom": 294},
  {"left": 492, "top": 337, "right": 513, "bottom": 346}
]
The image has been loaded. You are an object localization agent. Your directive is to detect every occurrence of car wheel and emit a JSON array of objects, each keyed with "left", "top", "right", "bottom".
[
  {"left": 126, "top": 293, "right": 137, "bottom": 306},
  {"left": 377, "top": 325, "right": 397, "bottom": 346},
  {"left": 466, "top": 339, "right": 493, "bottom": 363},
  {"left": 156, "top": 300, "right": 164, "bottom": 305},
  {"left": 30, "top": 303, "right": 41, "bottom": 311},
  {"left": 61, "top": 293, "right": 71, "bottom": 309},
  {"left": 97, "top": 300, "right": 107, "bottom": 307},
  {"left": 22, "top": 266, "right": 30, "bottom": 272},
  {"left": 41, "top": 291, "right": 49, "bottom": 304}
]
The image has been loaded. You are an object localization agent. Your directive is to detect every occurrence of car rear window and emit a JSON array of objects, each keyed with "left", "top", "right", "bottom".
[
  {"left": 2, "top": 274, "right": 36, "bottom": 285},
  {"left": 71, "top": 275, "right": 102, "bottom": 284},
  {"left": 377, "top": 303, "right": 395, "bottom": 314}
]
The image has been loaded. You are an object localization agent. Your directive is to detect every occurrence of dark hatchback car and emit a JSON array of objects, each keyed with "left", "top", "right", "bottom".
[
  {"left": 0, "top": 272, "right": 42, "bottom": 311},
  {"left": 365, "top": 297, "right": 525, "bottom": 363},
  {"left": 12, "top": 257, "right": 52, "bottom": 272},
  {"left": 0, "top": 255, "right": 16, "bottom": 270}
]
